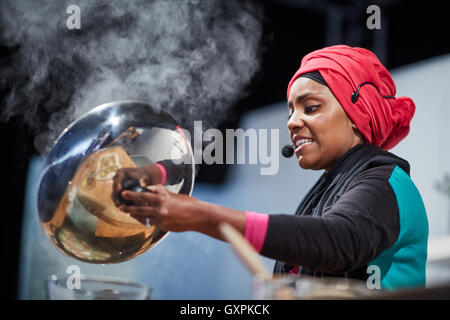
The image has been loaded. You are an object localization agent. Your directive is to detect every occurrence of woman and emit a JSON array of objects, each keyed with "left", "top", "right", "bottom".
[{"left": 112, "top": 45, "right": 428, "bottom": 290}]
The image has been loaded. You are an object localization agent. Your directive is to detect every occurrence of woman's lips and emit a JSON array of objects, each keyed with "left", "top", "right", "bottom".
[
  {"left": 294, "top": 139, "right": 314, "bottom": 153},
  {"left": 291, "top": 134, "right": 315, "bottom": 154}
]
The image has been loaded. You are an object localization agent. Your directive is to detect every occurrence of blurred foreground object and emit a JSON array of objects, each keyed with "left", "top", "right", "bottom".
[
  {"left": 218, "top": 223, "right": 378, "bottom": 299},
  {"left": 252, "top": 275, "right": 378, "bottom": 300},
  {"left": 37, "top": 101, "right": 195, "bottom": 263},
  {"left": 219, "top": 222, "right": 272, "bottom": 280}
]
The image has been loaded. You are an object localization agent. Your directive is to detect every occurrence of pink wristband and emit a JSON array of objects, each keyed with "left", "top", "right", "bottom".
[
  {"left": 153, "top": 163, "right": 167, "bottom": 185},
  {"left": 244, "top": 211, "right": 269, "bottom": 253}
]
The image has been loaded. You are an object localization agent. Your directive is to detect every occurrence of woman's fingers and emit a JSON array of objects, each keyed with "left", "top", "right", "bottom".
[
  {"left": 119, "top": 185, "right": 170, "bottom": 228},
  {"left": 121, "top": 190, "right": 160, "bottom": 205},
  {"left": 112, "top": 168, "right": 141, "bottom": 206},
  {"left": 147, "top": 184, "right": 168, "bottom": 196}
]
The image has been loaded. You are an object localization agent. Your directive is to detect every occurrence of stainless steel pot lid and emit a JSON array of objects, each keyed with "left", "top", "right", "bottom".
[{"left": 37, "top": 101, "right": 195, "bottom": 263}]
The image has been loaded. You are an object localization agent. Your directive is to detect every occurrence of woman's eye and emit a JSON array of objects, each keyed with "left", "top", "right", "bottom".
[{"left": 305, "top": 104, "right": 320, "bottom": 113}]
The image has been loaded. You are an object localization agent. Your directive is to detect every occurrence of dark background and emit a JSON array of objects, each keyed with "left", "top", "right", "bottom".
[{"left": 1, "top": 0, "right": 449, "bottom": 299}]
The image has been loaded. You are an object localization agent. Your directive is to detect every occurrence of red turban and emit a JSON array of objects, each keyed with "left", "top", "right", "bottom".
[{"left": 286, "top": 45, "right": 415, "bottom": 150}]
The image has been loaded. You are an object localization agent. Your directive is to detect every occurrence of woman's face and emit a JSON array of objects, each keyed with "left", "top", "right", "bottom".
[{"left": 287, "top": 77, "right": 363, "bottom": 171}]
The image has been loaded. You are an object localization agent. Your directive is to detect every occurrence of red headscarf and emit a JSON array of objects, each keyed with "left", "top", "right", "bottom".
[{"left": 287, "top": 45, "right": 415, "bottom": 150}]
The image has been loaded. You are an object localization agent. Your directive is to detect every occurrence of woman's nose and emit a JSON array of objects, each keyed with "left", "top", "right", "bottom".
[{"left": 287, "top": 111, "right": 304, "bottom": 132}]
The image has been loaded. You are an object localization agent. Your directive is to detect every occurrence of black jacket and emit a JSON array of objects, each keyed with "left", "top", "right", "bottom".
[{"left": 267, "top": 143, "right": 411, "bottom": 281}]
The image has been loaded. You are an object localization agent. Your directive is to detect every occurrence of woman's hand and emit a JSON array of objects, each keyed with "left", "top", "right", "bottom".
[
  {"left": 120, "top": 185, "right": 200, "bottom": 232},
  {"left": 120, "top": 185, "right": 247, "bottom": 239},
  {"left": 111, "top": 165, "right": 162, "bottom": 208}
]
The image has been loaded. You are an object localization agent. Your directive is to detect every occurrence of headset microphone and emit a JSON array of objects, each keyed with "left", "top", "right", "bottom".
[
  {"left": 351, "top": 82, "right": 395, "bottom": 104},
  {"left": 281, "top": 144, "right": 295, "bottom": 158}
]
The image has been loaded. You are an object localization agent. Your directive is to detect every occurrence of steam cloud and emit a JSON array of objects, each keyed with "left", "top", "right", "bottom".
[{"left": 0, "top": 0, "right": 263, "bottom": 154}]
